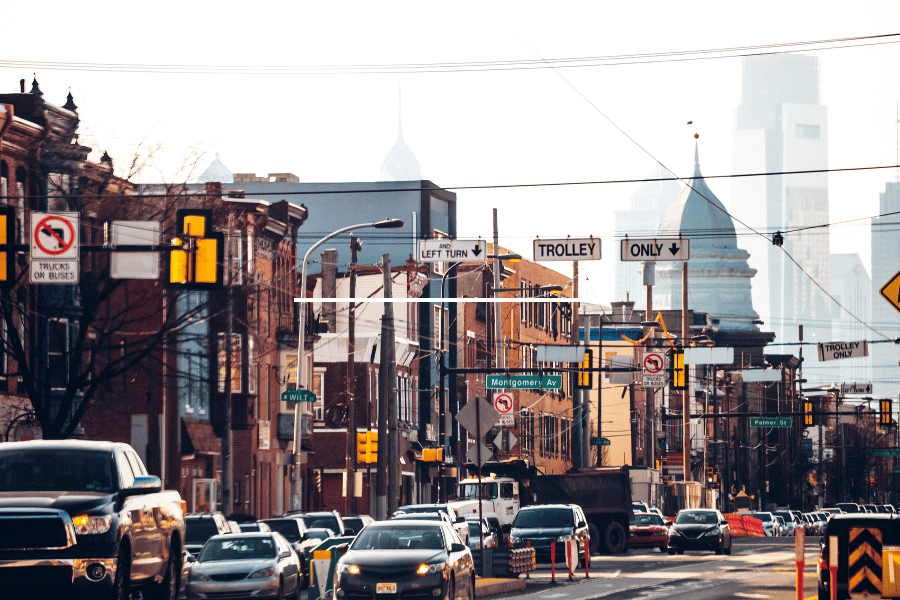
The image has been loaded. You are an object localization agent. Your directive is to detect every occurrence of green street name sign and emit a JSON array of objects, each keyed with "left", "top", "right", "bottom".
[
  {"left": 590, "top": 437, "right": 611, "bottom": 446},
  {"left": 873, "top": 448, "right": 900, "bottom": 457},
  {"left": 281, "top": 389, "right": 316, "bottom": 403},
  {"left": 486, "top": 375, "right": 562, "bottom": 390},
  {"left": 750, "top": 417, "right": 792, "bottom": 428}
]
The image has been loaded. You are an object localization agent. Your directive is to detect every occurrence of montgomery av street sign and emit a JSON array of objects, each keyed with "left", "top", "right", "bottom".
[
  {"left": 486, "top": 374, "right": 562, "bottom": 389},
  {"left": 533, "top": 237, "right": 601, "bottom": 262},
  {"left": 750, "top": 417, "right": 792, "bottom": 428},
  {"left": 590, "top": 437, "right": 611, "bottom": 446},
  {"left": 417, "top": 239, "right": 486, "bottom": 263},
  {"left": 872, "top": 448, "right": 900, "bottom": 457},
  {"left": 620, "top": 238, "right": 690, "bottom": 262},
  {"left": 817, "top": 340, "right": 869, "bottom": 362},
  {"left": 281, "top": 389, "right": 316, "bottom": 403}
]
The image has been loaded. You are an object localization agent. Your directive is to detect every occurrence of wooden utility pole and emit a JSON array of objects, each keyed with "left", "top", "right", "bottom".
[
  {"left": 682, "top": 261, "right": 690, "bottom": 481},
  {"left": 375, "top": 255, "right": 391, "bottom": 520},
  {"left": 345, "top": 236, "right": 360, "bottom": 515},
  {"left": 572, "top": 261, "right": 582, "bottom": 469},
  {"left": 223, "top": 213, "right": 235, "bottom": 511}
]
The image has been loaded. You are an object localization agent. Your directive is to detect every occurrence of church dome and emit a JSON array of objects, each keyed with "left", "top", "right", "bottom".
[{"left": 654, "top": 144, "right": 760, "bottom": 331}]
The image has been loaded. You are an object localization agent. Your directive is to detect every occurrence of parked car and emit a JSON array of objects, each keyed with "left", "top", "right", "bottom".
[
  {"left": 185, "top": 513, "right": 233, "bottom": 555},
  {"left": 340, "top": 514, "right": 375, "bottom": 535},
  {"left": 509, "top": 504, "right": 590, "bottom": 566},
  {"left": 773, "top": 510, "right": 800, "bottom": 536},
  {"left": 391, "top": 511, "right": 461, "bottom": 536},
  {"left": 291, "top": 510, "right": 351, "bottom": 536},
  {"left": 465, "top": 516, "right": 498, "bottom": 551},
  {"left": 632, "top": 501, "right": 651, "bottom": 514},
  {"left": 775, "top": 515, "right": 788, "bottom": 536},
  {"left": 626, "top": 512, "right": 668, "bottom": 552},
  {"left": 239, "top": 521, "right": 272, "bottom": 533},
  {"left": 396, "top": 503, "right": 470, "bottom": 546},
  {"left": 751, "top": 512, "right": 778, "bottom": 537},
  {"left": 667, "top": 509, "right": 732, "bottom": 555},
  {"left": 834, "top": 503, "right": 862, "bottom": 513},
  {"left": 334, "top": 520, "right": 475, "bottom": 600},
  {"left": 306, "top": 527, "right": 338, "bottom": 543},
  {"left": 185, "top": 532, "right": 302, "bottom": 600}
]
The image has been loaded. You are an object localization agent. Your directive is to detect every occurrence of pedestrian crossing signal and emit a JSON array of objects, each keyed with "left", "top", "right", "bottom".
[{"left": 167, "top": 209, "right": 224, "bottom": 289}]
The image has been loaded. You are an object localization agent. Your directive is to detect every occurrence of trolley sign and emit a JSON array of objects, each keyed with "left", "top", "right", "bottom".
[{"left": 30, "top": 212, "right": 79, "bottom": 284}]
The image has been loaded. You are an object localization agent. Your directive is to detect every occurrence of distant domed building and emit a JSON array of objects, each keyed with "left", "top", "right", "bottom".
[
  {"left": 197, "top": 153, "right": 233, "bottom": 184},
  {"left": 654, "top": 145, "right": 761, "bottom": 332},
  {"left": 379, "top": 87, "right": 421, "bottom": 182}
]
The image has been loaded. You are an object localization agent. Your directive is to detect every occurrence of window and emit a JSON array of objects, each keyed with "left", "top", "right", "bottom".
[
  {"left": 217, "top": 333, "right": 242, "bottom": 393},
  {"left": 229, "top": 232, "right": 243, "bottom": 285},
  {"left": 47, "top": 318, "right": 69, "bottom": 390},
  {"left": 248, "top": 336, "right": 258, "bottom": 395},
  {"left": 561, "top": 417, "right": 569, "bottom": 458},
  {"left": 312, "top": 370, "right": 325, "bottom": 421},
  {"left": 0, "top": 176, "right": 6, "bottom": 206},
  {"left": 431, "top": 229, "right": 449, "bottom": 275},
  {"left": 16, "top": 182, "right": 25, "bottom": 244},
  {"left": 796, "top": 124, "right": 820, "bottom": 139}
]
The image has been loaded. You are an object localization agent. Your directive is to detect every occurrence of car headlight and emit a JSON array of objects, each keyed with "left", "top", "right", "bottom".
[
  {"left": 249, "top": 567, "right": 275, "bottom": 579},
  {"left": 556, "top": 535, "right": 572, "bottom": 543},
  {"left": 700, "top": 527, "right": 721, "bottom": 537},
  {"left": 509, "top": 535, "right": 522, "bottom": 545},
  {"left": 668, "top": 528, "right": 681, "bottom": 537},
  {"left": 190, "top": 571, "right": 211, "bottom": 582},
  {"left": 337, "top": 564, "right": 360, "bottom": 575},
  {"left": 417, "top": 563, "right": 443, "bottom": 575},
  {"left": 71, "top": 514, "right": 113, "bottom": 535}
]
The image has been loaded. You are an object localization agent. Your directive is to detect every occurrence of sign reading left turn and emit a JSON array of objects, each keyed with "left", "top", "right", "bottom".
[{"left": 31, "top": 212, "right": 79, "bottom": 284}]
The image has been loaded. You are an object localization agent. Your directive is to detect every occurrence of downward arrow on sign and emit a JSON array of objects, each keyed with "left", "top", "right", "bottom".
[
  {"left": 668, "top": 243, "right": 679, "bottom": 255},
  {"left": 472, "top": 245, "right": 482, "bottom": 257}
]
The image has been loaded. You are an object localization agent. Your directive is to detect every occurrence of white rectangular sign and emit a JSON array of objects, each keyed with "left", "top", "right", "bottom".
[
  {"left": 533, "top": 237, "right": 601, "bottom": 262},
  {"left": 536, "top": 344, "right": 585, "bottom": 363},
  {"left": 684, "top": 347, "right": 734, "bottom": 365},
  {"left": 31, "top": 259, "right": 79, "bottom": 284},
  {"left": 417, "top": 239, "right": 486, "bottom": 263},
  {"left": 741, "top": 370, "right": 782, "bottom": 382},
  {"left": 620, "top": 238, "right": 690, "bottom": 261},
  {"left": 817, "top": 340, "right": 869, "bottom": 362},
  {"left": 840, "top": 382, "right": 873, "bottom": 394},
  {"left": 110, "top": 221, "right": 160, "bottom": 279}
]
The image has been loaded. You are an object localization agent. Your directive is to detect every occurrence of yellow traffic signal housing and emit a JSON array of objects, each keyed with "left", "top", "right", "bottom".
[
  {"left": 671, "top": 350, "right": 686, "bottom": 390},
  {"left": 881, "top": 399, "right": 893, "bottom": 426},
  {"left": 422, "top": 447, "right": 444, "bottom": 462},
  {"left": 364, "top": 430, "right": 378, "bottom": 463},
  {"left": 804, "top": 400, "right": 814, "bottom": 427},
  {"left": 167, "top": 209, "right": 224, "bottom": 289},
  {"left": 357, "top": 432, "right": 368, "bottom": 464},
  {"left": 0, "top": 207, "right": 15, "bottom": 287},
  {"left": 575, "top": 350, "right": 593, "bottom": 389}
]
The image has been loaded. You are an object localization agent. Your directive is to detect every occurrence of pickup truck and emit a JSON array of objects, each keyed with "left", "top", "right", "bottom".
[{"left": 0, "top": 440, "right": 186, "bottom": 600}]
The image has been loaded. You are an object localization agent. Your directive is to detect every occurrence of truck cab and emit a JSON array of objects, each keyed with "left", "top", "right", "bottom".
[{"left": 450, "top": 476, "right": 520, "bottom": 534}]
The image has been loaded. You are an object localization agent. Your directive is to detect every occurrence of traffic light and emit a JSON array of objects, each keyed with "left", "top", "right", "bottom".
[
  {"left": 575, "top": 349, "right": 593, "bottom": 389},
  {"left": 422, "top": 447, "right": 444, "bottom": 462},
  {"left": 357, "top": 432, "right": 368, "bottom": 464},
  {"left": 706, "top": 467, "right": 713, "bottom": 483},
  {"left": 671, "top": 349, "right": 686, "bottom": 390},
  {"left": 0, "top": 207, "right": 14, "bottom": 287},
  {"left": 803, "top": 400, "right": 814, "bottom": 427},
  {"left": 167, "top": 209, "right": 224, "bottom": 289},
  {"left": 881, "top": 398, "right": 893, "bottom": 427}
]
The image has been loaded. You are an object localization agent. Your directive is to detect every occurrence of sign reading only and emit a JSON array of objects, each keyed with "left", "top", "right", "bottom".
[
  {"left": 621, "top": 238, "right": 690, "bottom": 261},
  {"left": 533, "top": 237, "right": 600, "bottom": 262}
]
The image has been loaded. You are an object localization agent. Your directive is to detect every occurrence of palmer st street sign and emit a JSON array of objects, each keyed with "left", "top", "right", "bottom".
[
  {"left": 486, "top": 374, "right": 562, "bottom": 389},
  {"left": 750, "top": 417, "right": 792, "bottom": 428}
]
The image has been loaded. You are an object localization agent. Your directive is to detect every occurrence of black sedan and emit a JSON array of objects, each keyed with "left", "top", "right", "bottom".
[
  {"left": 667, "top": 509, "right": 732, "bottom": 555},
  {"left": 334, "top": 520, "right": 475, "bottom": 600}
]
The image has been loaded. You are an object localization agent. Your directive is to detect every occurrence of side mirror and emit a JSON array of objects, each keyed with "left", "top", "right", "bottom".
[
  {"left": 186, "top": 554, "right": 197, "bottom": 563},
  {"left": 455, "top": 517, "right": 465, "bottom": 524},
  {"left": 450, "top": 543, "right": 466, "bottom": 553},
  {"left": 279, "top": 550, "right": 291, "bottom": 559},
  {"left": 344, "top": 527, "right": 356, "bottom": 536},
  {"left": 577, "top": 521, "right": 586, "bottom": 529},
  {"left": 120, "top": 475, "right": 162, "bottom": 497}
]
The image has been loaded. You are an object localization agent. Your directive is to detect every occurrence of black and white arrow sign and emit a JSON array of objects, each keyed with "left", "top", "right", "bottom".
[{"left": 620, "top": 238, "right": 690, "bottom": 262}]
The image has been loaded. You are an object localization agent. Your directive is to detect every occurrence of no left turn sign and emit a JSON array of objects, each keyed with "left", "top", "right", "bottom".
[
  {"left": 493, "top": 392, "right": 514, "bottom": 414},
  {"left": 31, "top": 212, "right": 78, "bottom": 259},
  {"left": 643, "top": 352, "right": 665, "bottom": 374}
]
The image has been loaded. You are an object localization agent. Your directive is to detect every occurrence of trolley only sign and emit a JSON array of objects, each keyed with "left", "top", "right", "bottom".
[{"left": 30, "top": 212, "right": 79, "bottom": 284}]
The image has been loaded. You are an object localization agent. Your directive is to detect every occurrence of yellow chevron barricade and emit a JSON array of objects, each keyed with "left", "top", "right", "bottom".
[
  {"left": 849, "top": 527, "right": 883, "bottom": 598},
  {"left": 884, "top": 546, "right": 900, "bottom": 598}
]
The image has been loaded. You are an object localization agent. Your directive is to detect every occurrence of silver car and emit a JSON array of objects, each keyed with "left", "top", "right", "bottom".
[{"left": 185, "top": 532, "right": 303, "bottom": 600}]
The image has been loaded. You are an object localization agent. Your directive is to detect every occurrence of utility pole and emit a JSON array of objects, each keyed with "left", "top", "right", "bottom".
[
  {"left": 384, "top": 257, "right": 400, "bottom": 517},
  {"left": 223, "top": 213, "right": 234, "bottom": 513},
  {"left": 644, "top": 261, "right": 655, "bottom": 473},
  {"left": 345, "top": 236, "right": 360, "bottom": 515},
  {"left": 682, "top": 261, "right": 690, "bottom": 481},
  {"left": 375, "top": 254, "right": 392, "bottom": 520},
  {"left": 573, "top": 261, "right": 582, "bottom": 469}
]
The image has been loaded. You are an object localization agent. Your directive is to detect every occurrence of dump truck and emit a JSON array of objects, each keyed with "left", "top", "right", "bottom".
[{"left": 452, "top": 460, "right": 633, "bottom": 554}]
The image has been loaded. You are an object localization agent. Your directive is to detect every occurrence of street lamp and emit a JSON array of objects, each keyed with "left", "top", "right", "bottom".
[{"left": 291, "top": 218, "right": 404, "bottom": 511}]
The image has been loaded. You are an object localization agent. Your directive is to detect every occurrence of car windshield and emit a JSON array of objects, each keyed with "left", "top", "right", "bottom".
[
  {"left": 674, "top": 511, "right": 718, "bottom": 525},
  {"left": 459, "top": 483, "right": 499, "bottom": 500},
  {"left": 754, "top": 513, "right": 773, "bottom": 522},
  {"left": 513, "top": 508, "right": 574, "bottom": 528},
  {"left": 631, "top": 514, "right": 664, "bottom": 526},
  {"left": 397, "top": 506, "right": 450, "bottom": 517},
  {"left": 261, "top": 519, "right": 301, "bottom": 542},
  {"left": 352, "top": 526, "right": 445, "bottom": 550},
  {"left": 467, "top": 522, "right": 481, "bottom": 536},
  {"left": 186, "top": 519, "right": 222, "bottom": 544},
  {"left": 0, "top": 449, "right": 115, "bottom": 493},
  {"left": 199, "top": 537, "right": 277, "bottom": 562},
  {"left": 299, "top": 515, "right": 340, "bottom": 531},
  {"left": 343, "top": 518, "right": 364, "bottom": 532},
  {"left": 395, "top": 513, "right": 441, "bottom": 521}
]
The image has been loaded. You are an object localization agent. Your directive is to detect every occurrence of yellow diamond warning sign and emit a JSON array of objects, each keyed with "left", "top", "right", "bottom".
[{"left": 880, "top": 269, "right": 900, "bottom": 314}]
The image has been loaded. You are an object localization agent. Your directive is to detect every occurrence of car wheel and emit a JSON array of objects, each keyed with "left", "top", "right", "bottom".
[
  {"left": 587, "top": 522, "right": 600, "bottom": 555},
  {"left": 145, "top": 545, "right": 179, "bottom": 600},
  {"left": 109, "top": 548, "right": 130, "bottom": 600},
  {"left": 294, "top": 572, "right": 303, "bottom": 600},
  {"left": 604, "top": 521, "right": 627, "bottom": 554},
  {"left": 668, "top": 548, "right": 676, "bottom": 555},
  {"left": 276, "top": 577, "right": 285, "bottom": 600},
  {"left": 715, "top": 541, "right": 723, "bottom": 555},
  {"left": 659, "top": 546, "right": 667, "bottom": 553},
  {"left": 467, "top": 574, "right": 475, "bottom": 600},
  {"left": 676, "top": 550, "right": 684, "bottom": 555},
  {"left": 446, "top": 578, "right": 455, "bottom": 600},
  {"left": 724, "top": 540, "right": 732, "bottom": 556}
]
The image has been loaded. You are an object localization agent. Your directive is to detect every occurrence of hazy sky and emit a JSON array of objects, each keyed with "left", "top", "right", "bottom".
[{"left": 3, "top": 1, "right": 900, "bottom": 316}]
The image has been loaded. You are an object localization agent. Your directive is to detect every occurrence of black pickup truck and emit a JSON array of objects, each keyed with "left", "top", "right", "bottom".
[{"left": 0, "top": 440, "right": 187, "bottom": 600}]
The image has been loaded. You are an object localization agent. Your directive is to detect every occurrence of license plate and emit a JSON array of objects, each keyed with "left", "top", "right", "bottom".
[{"left": 376, "top": 583, "right": 397, "bottom": 594}]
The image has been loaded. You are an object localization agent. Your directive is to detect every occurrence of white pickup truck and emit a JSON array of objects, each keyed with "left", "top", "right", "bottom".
[{"left": 449, "top": 475, "right": 520, "bottom": 532}]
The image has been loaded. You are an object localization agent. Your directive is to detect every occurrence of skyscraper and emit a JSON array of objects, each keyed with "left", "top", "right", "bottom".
[
  {"left": 731, "top": 54, "right": 831, "bottom": 353},
  {"left": 870, "top": 182, "right": 900, "bottom": 398}
]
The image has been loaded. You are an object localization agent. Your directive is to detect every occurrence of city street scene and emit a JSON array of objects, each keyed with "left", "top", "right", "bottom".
[{"left": 1, "top": 2, "right": 900, "bottom": 599}]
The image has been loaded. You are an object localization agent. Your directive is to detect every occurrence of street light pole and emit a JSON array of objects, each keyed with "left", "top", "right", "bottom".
[{"left": 291, "top": 218, "right": 404, "bottom": 511}]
